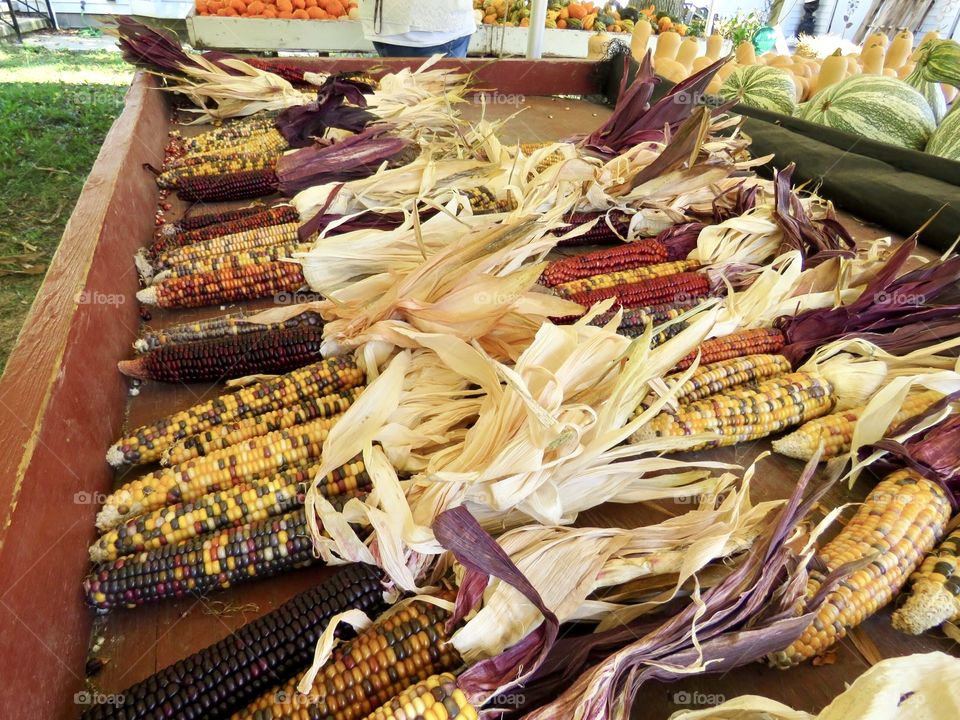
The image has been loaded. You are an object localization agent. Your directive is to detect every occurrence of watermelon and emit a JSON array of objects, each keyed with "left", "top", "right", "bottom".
[
  {"left": 916, "top": 38, "right": 960, "bottom": 89},
  {"left": 798, "top": 76, "right": 936, "bottom": 150},
  {"left": 904, "top": 64, "right": 947, "bottom": 123},
  {"left": 926, "top": 105, "right": 960, "bottom": 161},
  {"left": 719, "top": 65, "right": 796, "bottom": 114}
]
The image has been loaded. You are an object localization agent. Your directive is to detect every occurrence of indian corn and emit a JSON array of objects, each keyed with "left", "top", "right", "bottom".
[
  {"left": 566, "top": 271, "right": 711, "bottom": 312},
  {"left": 662, "top": 353, "right": 793, "bottom": 406},
  {"left": 134, "top": 310, "right": 322, "bottom": 354},
  {"left": 363, "top": 674, "right": 477, "bottom": 720},
  {"left": 152, "top": 205, "right": 300, "bottom": 257},
  {"left": 175, "top": 168, "right": 280, "bottom": 202},
  {"left": 137, "top": 261, "right": 306, "bottom": 309},
  {"left": 673, "top": 328, "right": 787, "bottom": 372},
  {"left": 153, "top": 222, "right": 301, "bottom": 271},
  {"left": 893, "top": 524, "right": 960, "bottom": 634},
  {"left": 541, "top": 239, "right": 670, "bottom": 286},
  {"left": 553, "top": 259, "right": 701, "bottom": 297},
  {"left": 555, "top": 210, "right": 634, "bottom": 247},
  {"left": 156, "top": 243, "right": 311, "bottom": 281}
]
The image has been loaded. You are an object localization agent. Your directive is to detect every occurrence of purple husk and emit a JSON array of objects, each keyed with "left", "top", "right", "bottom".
[
  {"left": 276, "top": 127, "right": 414, "bottom": 196},
  {"left": 297, "top": 209, "right": 412, "bottom": 242},
  {"left": 711, "top": 181, "right": 761, "bottom": 223},
  {"left": 653, "top": 221, "right": 704, "bottom": 260},
  {"left": 580, "top": 52, "right": 732, "bottom": 155},
  {"left": 276, "top": 76, "right": 376, "bottom": 148},
  {"left": 112, "top": 17, "right": 244, "bottom": 77}
]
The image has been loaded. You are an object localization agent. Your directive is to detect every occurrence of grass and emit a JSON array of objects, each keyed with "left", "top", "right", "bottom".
[{"left": 0, "top": 44, "right": 132, "bottom": 376}]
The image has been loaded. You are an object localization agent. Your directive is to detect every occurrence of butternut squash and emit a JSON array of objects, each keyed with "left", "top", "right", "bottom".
[
  {"left": 706, "top": 76, "right": 723, "bottom": 95},
  {"left": 866, "top": 31, "right": 889, "bottom": 49},
  {"left": 735, "top": 41, "right": 757, "bottom": 65},
  {"left": 815, "top": 49, "right": 847, "bottom": 95},
  {"left": 630, "top": 19, "right": 653, "bottom": 62},
  {"left": 716, "top": 60, "right": 739, "bottom": 81},
  {"left": 862, "top": 44, "right": 885, "bottom": 74},
  {"left": 897, "top": 62, "right": 915, "bottom": 79},
  {"left": 882, "top": 67, "right": 899, "bottom": 77},
  {"left": 691, "top": 55, "right": 714, "bottom": 73},
  {"left": 859, "top": 38, "right": 884, "bottom": 61},
  {"left": 655, "top": 31, "right": 682, "bottom": 61},
  {"left": 676, "top": 37, "right": 699, "bottom": 69},
  {"left": 845, "top": 55, "right": 861, "bottom": 73},
  {"left": 588, "top": 32, "right": 612, "bottom": 60},
  {"left": 655, "top": 57, "right": 688, "bottom": 83},
  {"left": 885, "top": 29, "right": 913, "bottom": 69},
  {"left": 943, "top": 84, "right": 958, "bottom": 103},
  {"left": 705, "top": 33, "right": 724, "bottom": 61}
]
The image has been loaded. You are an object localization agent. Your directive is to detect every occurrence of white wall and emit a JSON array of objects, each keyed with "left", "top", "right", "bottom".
[{"left": 51, "top": 0, "right": 192, "bottom": 19}]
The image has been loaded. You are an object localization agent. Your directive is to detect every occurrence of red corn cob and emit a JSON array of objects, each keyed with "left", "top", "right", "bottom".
[
  {"left": 176, "top": 168, "right": 280, "bottom": 202},
  {"left": 556, "top": 210, "right": 634, "bottom": 247},
  {"left": 673, "top": 327, "right": 787, "bottom": 372},
  {"left": 138, "top": 261, "right": 306, "bottom": 309},
  {"left": 118, "top": 326, "right": 325, "bottom": 383},
  {"left": 243, "top": 58, "right": 308, "bottom": 84},
  {"left": 152, "top": 205, "right": 299, "bottom": 256},
  {"left": 567, "top": 271, "right": 710, "bottom": 310},
  {"left": 541, "top": 239, "right": 670, "bottom": 286},
  {"left": 161, "top": 205, "right": 266, "bottom": 234}
]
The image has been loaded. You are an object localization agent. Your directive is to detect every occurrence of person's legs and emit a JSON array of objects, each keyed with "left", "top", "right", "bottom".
[
  {"left": 434, "top": 34, "right": 472, "bottom": 58},
  {"left": 372, "top": 34, "right": 472, "bottom": 58}
]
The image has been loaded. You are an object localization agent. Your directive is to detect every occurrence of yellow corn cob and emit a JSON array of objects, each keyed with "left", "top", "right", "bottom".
[
  {"left": 164, "top": 388, "right": 362, "bottom": 466},
  {"left": 155, "top": 222, "right": 300, "bottom": 269},
  {"left": 90, "top": 457, "right": 368, "bottom": 562},
  {"left": 158, "top": 150, "right": 280, "bottom": 189},
  {"left": 363, "top": 674, "right": 477, "bottom": 720},
  {"left": 459, "top": 186, "right": 516, "bottom": 215},
  {"left": 99, "top": 416, "right": 346, "bottom": 532},
  {"left": 893, "top": 525, "right": 960, "bottom": 634},
  {"left": 553, "top": 259, "right": 701, "bottom": 297},
  {"left": 107, "top": 357, "right": 364, "bottom": 467},
  {"left": 661, "top": 353, "right": 793, "bottom": 406},
  {"left": 520, "top": 142, "right": 565, "bottom": 174},
  {"left": 180, "top": 122, "right": 286, "bottom": 154},
  {"left": 769, "top": 469, "right": 951, "bottom": 667},
  {"left": 773, "top": 390, "right": 943, "bottom": 461},
  {"left": 233, "top": 599, "right": 463, "bottom": 720},
  {"left": 632, "top": 372, "right": 835, "bottom": 451}
]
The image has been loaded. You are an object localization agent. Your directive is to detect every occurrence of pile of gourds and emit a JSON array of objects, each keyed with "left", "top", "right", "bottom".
[{"left": 473, "top": 0, "right": 634, "bottom": 32}]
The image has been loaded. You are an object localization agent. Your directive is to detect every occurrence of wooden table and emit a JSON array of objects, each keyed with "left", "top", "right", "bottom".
[{"left": 0, "top": 59, "right": 954, "bottom": 719}]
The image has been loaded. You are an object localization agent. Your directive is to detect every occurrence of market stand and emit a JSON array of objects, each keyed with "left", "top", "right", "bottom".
[{"left": 0, "top": 56, "right": 956, "bottom": 720}]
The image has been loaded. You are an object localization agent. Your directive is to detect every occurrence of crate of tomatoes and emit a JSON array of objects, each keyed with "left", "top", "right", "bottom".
[{"left": 195, "top": 0, "right": 359, "bottom": 20}]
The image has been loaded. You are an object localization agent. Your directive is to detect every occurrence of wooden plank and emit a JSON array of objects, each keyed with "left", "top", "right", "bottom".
[{"left": 0, "top": 72, "right": 167, "bottom": 719}]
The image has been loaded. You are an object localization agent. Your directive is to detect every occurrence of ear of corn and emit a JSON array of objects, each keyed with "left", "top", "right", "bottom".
[
  {"left": 663, "top": 353, "right": 793, "bottom": 405},
  {"left": 673, "top": 328, "right": 787, "bottom": 372},
  {"left": 154, "top": 222, "right": 301, "bottom": 271},
  {"left": 90, "top": 456, "right": 368, "bottom": 562},
  {"left": 178, "top": 115, "right": 283, "bottom": 154},
  {"left": 769, "top": 469, "right": 951, "bottom": 667},
  {"left": 773, "top": 390, "right": 944, "bottom": 461},
  {"left": 541, "top": 239, "right": 670, "bottom": 287},
  {"left": 234, "top": 599, "right": 463, "bottom": 720},
  {"left": 107, "top": 356, "right": 364, "bottom": 467},
  {"left": 156, "top": 205, "right": 270, "bottom": 247},
  {"left": 566, "top": 271, "right": 710, "bottom": 311},
  {"left": 158, "top": 151, "right": 280, "bottom": 190},
  {"left": 893, "top": 525, "right": 960, "bottom": 634},
  {"left": 119, "top": 326, "right": 324, "bottom": 384},
  {"left": 555, "top": 210, "right": 634, "bottom": 247},
  {"left": 459, "top": 185, "right": 517, "bottom": 214},
  {"left": 362, "top": 674, "right": 477, "bottom": 720},
  {"left": 138, "top": 261, "right": 306, "bottom": 309},
  {"left": 176, "top": 168, "right": 280, "bottom": 202},
  {"left": 80, "top": 562, "right": 387, "bottom": 719},
  {"left": 632, "top": 371, "right": 835, "bottom": 451},
  {"left": 165, "top": 388, "right": 361, "bottom": 465},
  {"left": 134, "top": 310, "right": 322, "bottom": 354},
  {"left": 553, "top": 259, "right": 701, "bottom": 297},
  {"left": 155, "top": 243, "right": 312, "bottom": 282},
  {"left": 99, "top": 420, "right": 360, "bottom": 531}
]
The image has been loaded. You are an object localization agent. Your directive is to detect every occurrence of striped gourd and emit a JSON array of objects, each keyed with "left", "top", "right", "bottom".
[
  {"left": 720, "top": 65, "right": 797, "bottom": 114},
  {"left": 798, "top": 76, "right": 936, "bottom": 150},
  {"left": 904, "top": 64, "right": 947, "bottom": 123},
  {"left": 926, "top": 104, "right": 960, "bottom": 161},
  {"left": 916, "top": 38, "right": 960, "bottom": 89}
]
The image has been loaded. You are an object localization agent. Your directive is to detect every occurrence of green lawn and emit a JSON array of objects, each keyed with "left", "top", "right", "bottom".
[{"left": 0, "top": 44, "right": 132, "bottom": 375}]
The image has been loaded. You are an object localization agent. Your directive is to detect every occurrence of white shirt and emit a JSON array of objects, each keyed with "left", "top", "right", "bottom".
[{"left": 359, "top": 0, "right": 476, "bottom": 45}]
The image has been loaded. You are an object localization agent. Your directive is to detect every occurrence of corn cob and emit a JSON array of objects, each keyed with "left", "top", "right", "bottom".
[
  {"left": 134, "top": 310, "right": 322, "bottom": 354},
  {"left": 364, "top": 674, "right": 477, "bottom": 720},
  {"left": 107, "top": 356, "right": 364, "bottom": 467},
  {"left": 553, "top": 259, "right": 701, "bottom": 297},
  {"left": 156, "top": 243, "right": 311, "bottom": 281},
  {"left": 176, "top": 168, "right": 281, "bottom": 202},
  {"left": 234, "top": 599, "right": 463, "bottom": 720},
  {"left": 243, "top": 58, "right": 309, "bottom": 85},
  {"left": 154, "top": 222, "right": 301, "bottom": 270},
  {"left": 893, "top": 524, "right": 960, "bottom": 634},
  {"left": 179, "top": 116, "right": 283, "bottom": 154},
  {"left": 99, "top": 417, "right": 351, "bottom": 531},
  {"left": 541, "top": 240, "right": 670, "bottom": 287},
  {"left": 769, "top": 469, "right": 951, "bottom": 667},
  {"left": 119, "top": 326, "right": 324, "bottom": 384},
  {"left": 153, "top": 206, "right": 300, "bottom": 257},
  {"left": 589, "top": 297, "right": 706, "bottom": 331},
  {"left": 773, "top": 390, "right": 944, "bottom": 461},
  {"left": 566, "top": 271, "right": 711, "bottom": 311},
  {"left": 166, "top": 389, "right": 361, "bottom": 465},
  {"left": 632, "top": 372, "right": 835, "bottom": 451},
  {"left": 459, "top": 185, "right": 517, "bottom": 215},
  {"left": 162, "top": 205, "right": 268, "bottom": 235},
  {"left": 673, "top": 328, "right": 787, "bottom": 373},
  {"left": 158, "top": 152, "right": 280, "bottom": 189},
  {"left": 138, "top": 261, "right": 306, "bottom": 309},
  {"left": 80, "top": 562, "right": 387, "bottom": 720},
  {"left": 91, "top": 456, "right": 367, "bottom": 562},
  {"left": 555, "top": 210, "right": 633, "bottom": 247},
  {"left": 664, "top": 354, "right": 793, "bottom": 405}
]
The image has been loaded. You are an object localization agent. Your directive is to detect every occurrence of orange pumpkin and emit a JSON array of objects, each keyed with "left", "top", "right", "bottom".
[
  {"left": 321, "top": 0, "right": 345, "bottom": 15},
  {"left": 246, "top": 0, "right": 265, "bottom": 13},
  {"left": 557, "top": 18, "right": 567, "bottom": 28},
  {"left": 262, "top": 6, "right": 277, "bottom": 15},
  {"left": 292, "top": 7, "right": 309, "bottom": 17},
  {"left": 277, "top": 0, "right": 292, "bottom": 11},
  {"left": 567, "top": 3, "right": 587, "bottom": 20}
]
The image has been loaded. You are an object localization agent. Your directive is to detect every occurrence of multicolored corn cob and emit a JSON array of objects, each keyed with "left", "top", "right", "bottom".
[
  {"left": 176, "top": 168, "right": 281, "bottom": 202},
  {"left": 178, "top": 115, "right": 283, "bottom": 154},
  {"left": 673, "top": 328, "right": 787, "bottom": 373},
  {"left": 589, "top": 297, "right": 705, "bottom": 332},
  {"left": 119, "top": 326, "right": 324, "bottom": 384},
  {"left": 519, "top": 142, "right": 566, "bottom": 174},
  {"left": 134, "top": 311, "right": 322, "bottom": 354},
  {"left": 156, "top": 243, "right": 311, "bottom": 281},
  {"left": 632, "top": 372, "right": 835, "bottom": 451},
  {"left": 459, "top": 186, "right": 516, "bottom": 214},
  {"left": 769, "top": 470, "right": 950, "bottom": 667},
  {"left": 165, "top": 389, "right": 361, "bottom": 465},
  {"left": 553, "top": 259, "right": 701, "bottom": 297},
  {"left": 99, "top": 418, "right": 353, "bottom": 531},
  {"left": 893, "top": 524, "right": 960, "bottom": 634},
  {"left": 107, "top": 356, "right": 364, "bottom": 467},
  {"left": 90, "top": 456, "right": 367, "bottom": 562},
  {"left": 566, "top": 271, "right": 710, "bottom": 311},
  {"left": 80, "top": 562, "right": 387, "bottom": 720},
  {"left": 154, "top": 222, "right": 301, "bottom": 271},
  {"left": 158, "top": 151, "right": 279, "bottom": 189},
  {"left": 138, "top": 261, "right": 306, "bottom": 309},
  {"left": 555, "top": 210, "right": 633, "bottom": 247},
  {"left": 159, "top": 204, "right": 268, "bottom": 238},
  {"left": 664, "top": 354, "right": 793, "bottom": 405},
  {"left": 152, "top": 206, "right": 299, "bottom": 257},
  {"left": 364, "top": 674, "right": 477, "bottom": 720},
  {"left": 773, "top": 390, "right": 944, "bottom": 461},
  {"left": 541, "top": 240, "right": 670, "bottom": 287},
  {"left": 234, "top": 599, "right": 463, "bottom": 720}
]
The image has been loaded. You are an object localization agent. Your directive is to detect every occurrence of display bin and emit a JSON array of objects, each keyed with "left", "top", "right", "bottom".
[{"left": 0, "top": 56, "right": 955, "bottom": 720}]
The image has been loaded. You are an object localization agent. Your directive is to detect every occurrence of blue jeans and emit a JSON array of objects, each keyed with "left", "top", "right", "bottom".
[{"left": 373, "top": 34, "right": 472, "bottom": 58}]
